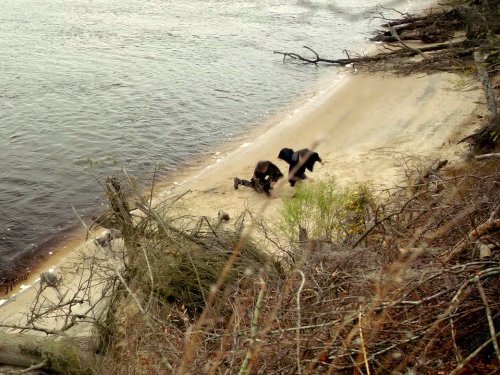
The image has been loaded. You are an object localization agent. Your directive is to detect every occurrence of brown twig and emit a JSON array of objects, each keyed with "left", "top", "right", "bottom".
[{"left": 475, "top": 276, "right": 500, "bottom": 363}]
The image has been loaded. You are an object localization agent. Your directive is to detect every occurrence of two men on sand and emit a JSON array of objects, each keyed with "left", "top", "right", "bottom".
[{"left": 233, "top": 147, "right": 322, "bottom": 197}]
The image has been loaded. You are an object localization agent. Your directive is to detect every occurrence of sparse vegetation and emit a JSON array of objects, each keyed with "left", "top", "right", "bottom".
[
  {"left": 93, "top": 159, "right": 498, "bottom": 375},
  {"left": 0, "top": 154, "right": 498, "bottom": 374},
  {"left": 1, "top": 1, "right": 498, "bottom": 374},
  {"left": 279, "top": 179, "right": 374, "bottom": 243}
]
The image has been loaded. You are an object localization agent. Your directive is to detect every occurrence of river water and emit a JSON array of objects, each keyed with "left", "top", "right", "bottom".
[{"left": 0, "top": 0, "right": 422, "bottom": 276}]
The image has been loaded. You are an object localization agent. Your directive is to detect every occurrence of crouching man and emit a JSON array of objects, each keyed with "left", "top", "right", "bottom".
[{"left": 234, "top": 160, "right": 284, "bottom": 197}]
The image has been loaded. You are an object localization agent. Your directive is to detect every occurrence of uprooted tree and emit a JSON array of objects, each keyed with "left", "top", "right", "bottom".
[{"left": 275, "top": 0, "right": 500, "bottom": 151}]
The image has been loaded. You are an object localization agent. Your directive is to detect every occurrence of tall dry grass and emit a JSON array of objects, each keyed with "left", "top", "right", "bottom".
[{"left": 93, "top": 158, "right": 499, "bottom": 375}]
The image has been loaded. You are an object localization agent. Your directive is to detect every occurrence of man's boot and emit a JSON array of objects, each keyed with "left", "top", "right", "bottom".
[{"left": 233, "top": 177, "right": 241, "bottom": 190}]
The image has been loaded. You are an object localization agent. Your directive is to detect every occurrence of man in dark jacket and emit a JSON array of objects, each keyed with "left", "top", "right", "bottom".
[
  {"left": 234, "top": 160, "right": 284, "bottom": 196},
  {"left": 278, "top": 147, "right": 322, "bottom": 187}
]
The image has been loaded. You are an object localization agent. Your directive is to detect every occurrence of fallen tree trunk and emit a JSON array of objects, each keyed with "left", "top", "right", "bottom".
[
  {"left": 475, "top": 51, "right": 500, "bottom": 138},
  {"left": 370, "top": 33, "right": 421, "bottom": 43},
  {"left": 458, "top": 51, "right": 500, "bottom": 149},
  {"left": 0, "top": 330, "right": 99, "bottom": 373},
  {"left": 381, "top": 15, "right": 429, "bottom": 27},
  {"left": 371, "top": 20, "right": 431, "bottom": 42}
]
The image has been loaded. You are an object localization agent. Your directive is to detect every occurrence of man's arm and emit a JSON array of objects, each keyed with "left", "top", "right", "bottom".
[{"left": 266, "top": 162, "right": 284, "bottom": 181}]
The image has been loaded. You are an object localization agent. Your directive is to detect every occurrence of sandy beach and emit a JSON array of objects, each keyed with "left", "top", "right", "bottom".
[
  {"left": 0, "top": 69, "right": 485, "bottom": 328},
  {"left": 157, "top": 70, "right": 484, "bottom": 221}
]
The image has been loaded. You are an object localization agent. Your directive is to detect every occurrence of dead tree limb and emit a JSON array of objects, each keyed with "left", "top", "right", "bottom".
[
  {"left": 273, "top": 46, "right": 351, "bottom": 65},
  {"left": 275, "top": 39, "right": 474, "bottom": 69},
  {"left": 381, "top": 15, "right": 430, "bottom": 27},
  {"left": 387, "top": 24, "right": 427, "bottom": 59},
  {"left": 274, "top": 45, "right": 391, "bottom": 66},
  {"left": 370, "top": 33, "right": 421, "bottom": 43},
  {"left": 475, "top": 153, "right": 500, "bottom": 160},
  {"left": 105, "top": 176, "right": 136, "bottom": 264}
]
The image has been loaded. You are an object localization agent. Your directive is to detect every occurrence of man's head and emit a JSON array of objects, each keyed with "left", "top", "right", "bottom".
[
  {"left": 278, "top": 148, "right": 294, "bottom": 164},
  {"left": 255, "top": 161, "right": 269, "bottom": 173}
]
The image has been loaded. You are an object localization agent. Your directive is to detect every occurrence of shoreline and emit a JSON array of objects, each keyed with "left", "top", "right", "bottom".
[
  {"left": 153, "top": 69, "right": 350, "bottom": 194},
  {"left": 1, "top": 64, "right": 485, "bottom": 309},
  {"left": 0, "top": 0, "right": 440, "bottom": 301},
  {"left": 0, "top": 2, "right": 485, "bottom": 312},
  {"left": 0, "top": 69, "right": 485, "bottom": 314},
  {"left": 151, "top": 71, "right": 484, "bottom": 223},
  {"left": 0, "top": 67, "right": 349, "bottom": 305}
]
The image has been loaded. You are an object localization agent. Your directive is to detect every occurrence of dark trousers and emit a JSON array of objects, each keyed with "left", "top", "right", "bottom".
[{"left": 240, "top": 178, "right": 272, "bottom": 196}]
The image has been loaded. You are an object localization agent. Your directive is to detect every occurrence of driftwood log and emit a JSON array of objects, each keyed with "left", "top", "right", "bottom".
[
  {"left": 0, "top": 331, "right": 99, "bottom": 373},
  {"left": 474, "top": 51, "right": 499, "bottom": 138},
  {"left": 445, "top": 218, "right": 500, "bottom": 262}
]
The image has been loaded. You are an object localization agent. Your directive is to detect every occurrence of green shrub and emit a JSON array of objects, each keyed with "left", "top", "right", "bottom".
[{"left": 279, "top": 179, "right": 374, "bottom": 243}]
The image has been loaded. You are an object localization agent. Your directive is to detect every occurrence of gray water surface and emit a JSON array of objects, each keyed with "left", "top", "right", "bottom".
[{"left": 0, "top": 0, "right": 410, "bottom": 274}]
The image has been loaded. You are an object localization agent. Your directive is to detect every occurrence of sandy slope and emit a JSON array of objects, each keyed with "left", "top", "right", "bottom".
[
  {"left": 0, "top": 70, "right": 485, "bottom": 329},
  {"left": 158, "top": 71, "right": 483, "bottom": 224}
]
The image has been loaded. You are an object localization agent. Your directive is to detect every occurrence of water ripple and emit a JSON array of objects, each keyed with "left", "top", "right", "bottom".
[{"left": 0, "top": 0, "right": 392, "bottom": 273}]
